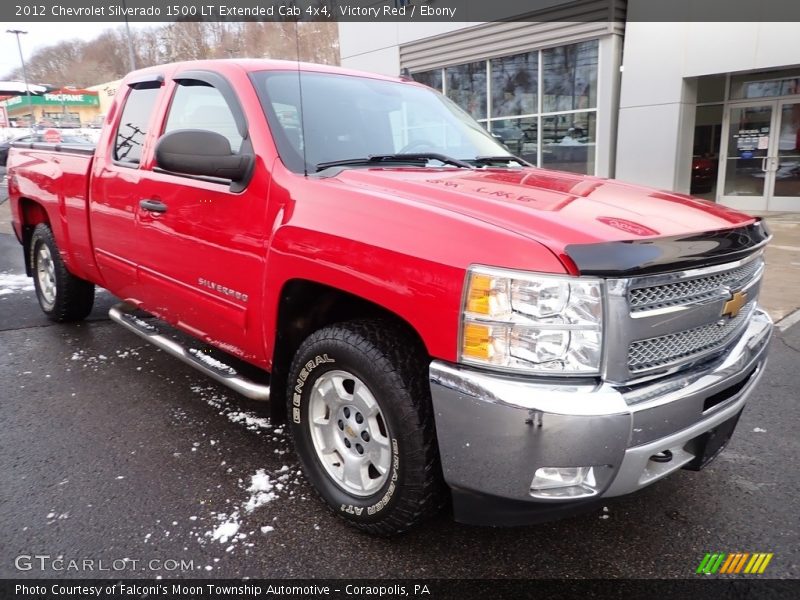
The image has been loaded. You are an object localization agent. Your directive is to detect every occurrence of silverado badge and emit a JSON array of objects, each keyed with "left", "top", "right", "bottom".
[{"left": 721, "top": 290, "right": 747, "bottom": 318}]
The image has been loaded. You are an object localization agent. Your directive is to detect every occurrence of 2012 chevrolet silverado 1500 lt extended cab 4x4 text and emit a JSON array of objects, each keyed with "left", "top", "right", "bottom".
[{"left": 7, "top": 60, "right": 773, "bottom": 534}]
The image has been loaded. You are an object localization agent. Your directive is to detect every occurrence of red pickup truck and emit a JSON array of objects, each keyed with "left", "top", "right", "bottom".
[{"left": 7, "top": 60, "right": 772, "bottom": 534}]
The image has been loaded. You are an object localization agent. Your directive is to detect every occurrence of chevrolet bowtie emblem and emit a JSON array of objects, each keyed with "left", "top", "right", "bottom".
[{"left": 722, "top": 291, "right": 748, "bottom": 318}]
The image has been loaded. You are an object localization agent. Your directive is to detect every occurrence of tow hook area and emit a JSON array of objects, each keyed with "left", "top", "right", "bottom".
[{"left": 650, "top": 450, "right": 673, "bottom": 463}]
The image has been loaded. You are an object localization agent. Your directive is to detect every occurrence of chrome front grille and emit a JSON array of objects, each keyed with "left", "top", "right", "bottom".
[
  {"left": 604, "top": 252, "right": 765, "bottom": 384},
  {"left": 627, "top": 301, "right": 756, "bottom": 373},
  {"left": 629, "top": 258, "right": 762, "bottom": 312}
]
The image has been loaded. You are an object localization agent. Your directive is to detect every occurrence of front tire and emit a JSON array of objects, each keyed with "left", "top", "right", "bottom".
[
  {"left": 287, "top": 320, "right": 445, "bottom": 534},
  {"left": 30, "top": 223, "right": 95, "bottom": 322}
]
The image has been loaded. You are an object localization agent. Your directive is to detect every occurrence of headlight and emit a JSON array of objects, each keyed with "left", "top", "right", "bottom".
[{"left": 460, "top": 266, "right": 603, "bottom": 375}]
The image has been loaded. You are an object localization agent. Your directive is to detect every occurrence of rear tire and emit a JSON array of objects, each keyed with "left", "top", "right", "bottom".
[
  {"left": 30, "top": 223, "right": 95, "bottom": 322},
  {"left": 286, "top": 320, "right": 445, "bottom": 535}
]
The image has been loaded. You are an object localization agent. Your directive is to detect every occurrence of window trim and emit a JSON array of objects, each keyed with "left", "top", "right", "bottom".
[
  {"left": 113, "top": 83, "right": 163, "bottom": 169},
  {"left": 172, "top": 70, "right": 249, "bottom": 140},
  {"left": 154, "top": 70, "right": 256, "bottom": 192},
  {"left": 249, "top": 71, "right": 307, "bottom": 174},
  {"left": 127, "top": 73, "right": 164, "bottom": 90}
]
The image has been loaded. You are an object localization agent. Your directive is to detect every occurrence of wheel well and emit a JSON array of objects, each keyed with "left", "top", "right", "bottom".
[
  {"left": 269, "top": 279, "right": 429, "bottom": 423},
  {"left": 18, "top": 198, "right": 50, "bottom": 276}
]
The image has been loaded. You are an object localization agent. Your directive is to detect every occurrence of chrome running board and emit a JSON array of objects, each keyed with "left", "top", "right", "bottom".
[{"left": 108, "top": 302, "right": 270, "bottom": 401}]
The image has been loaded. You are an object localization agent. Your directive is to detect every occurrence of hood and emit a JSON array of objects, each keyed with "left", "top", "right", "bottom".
[{"left": 326, "top": 167, "right": 754, "bottom": 258}]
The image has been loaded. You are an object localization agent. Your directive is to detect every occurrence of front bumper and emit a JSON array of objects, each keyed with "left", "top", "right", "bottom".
[{"left": 429, "top": 308, "right": 772, "bottom": 526}]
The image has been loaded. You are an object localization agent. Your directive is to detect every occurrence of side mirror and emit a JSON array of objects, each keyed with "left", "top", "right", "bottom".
[{"left": 155, "top": 129, "right": 252, "bottom": 182}]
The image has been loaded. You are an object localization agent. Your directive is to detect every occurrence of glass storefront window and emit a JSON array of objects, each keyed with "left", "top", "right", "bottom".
[
  {"left": 412, "top": 69, "right": 443, "bottom": 92},
  {"left": 723, "top": 104, "right": 772, "bottom": 197},
  {"left": 542, "top": 40, "right": 598, "bottom": 113},
  {"left": 490, "top": 116, "right": 538, "bottom": 164},
  {"left": 490, "top": 52, "right": 537, "bottom": 118},
  {"left": 446, "top": 62, "right": 487, "bottom": 120},
  {"left": 404, "top": 39, "right": 600, "bottom": 173},
  {"left": 730, "top": 68, "right": 800, "bottom": 100},
  {"left": 691, "top": 104, "right": 723, "bottom": 198},
  {"left": 774, "top": 102, "right": 800, "bottom": 199},
  {"left": 541, "top": 112, "right": 596, "bottom": 174}
]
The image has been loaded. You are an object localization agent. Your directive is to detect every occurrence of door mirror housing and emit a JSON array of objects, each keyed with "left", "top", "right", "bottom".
[{"left": 155, "top": 129, "right": 253, "bottom": 183}]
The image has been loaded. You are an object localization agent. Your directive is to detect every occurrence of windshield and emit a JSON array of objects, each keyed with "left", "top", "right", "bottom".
[{"left": 251, "top": 70, "right": 512, "bottom": 173}]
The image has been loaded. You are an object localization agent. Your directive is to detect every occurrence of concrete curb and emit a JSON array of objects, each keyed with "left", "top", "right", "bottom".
[{"left": 776, "top": 308, "right": 800, "bottom": 333}]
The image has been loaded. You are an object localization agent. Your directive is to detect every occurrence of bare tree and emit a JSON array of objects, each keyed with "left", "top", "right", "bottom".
[{"left": 2, "top": 20, "right": 340, "bottom": 88}]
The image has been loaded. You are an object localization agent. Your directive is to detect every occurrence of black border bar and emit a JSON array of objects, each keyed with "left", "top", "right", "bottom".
[
  {"left": 2, "top": 579, "right": 798, "bottom": 600},
  {"left": 5, "top": 0, "right": 800, "bottom": 23}
]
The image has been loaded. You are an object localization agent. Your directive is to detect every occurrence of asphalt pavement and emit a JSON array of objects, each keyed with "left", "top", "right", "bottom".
[{"left": 1, "top": 228, "right": 799, "bottom": 580}]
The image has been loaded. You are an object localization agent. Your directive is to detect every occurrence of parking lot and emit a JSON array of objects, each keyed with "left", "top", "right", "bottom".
[{"left": 0, "top": 186, "right": 799, "bottom": 579}]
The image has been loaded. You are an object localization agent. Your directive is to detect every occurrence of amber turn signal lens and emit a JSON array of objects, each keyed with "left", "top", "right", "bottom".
[
  {"left": 462, "top": 322, "right": 492, "bottom": 360},
  {"left": 465, "top": 273, "right": 494, "bottom": 315}
]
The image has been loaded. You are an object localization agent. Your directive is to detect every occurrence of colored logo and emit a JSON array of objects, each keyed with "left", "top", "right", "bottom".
[
  {"left": 721, "top": 290, "right": 748, "bottom": 319},
  {"left": 696, "top": 552, "right": 773, "bottom": 575}
]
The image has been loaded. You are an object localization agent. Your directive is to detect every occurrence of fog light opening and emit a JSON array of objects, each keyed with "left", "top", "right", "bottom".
[{"left": 530, "top": 465, "right": 612, "bottom": 499}]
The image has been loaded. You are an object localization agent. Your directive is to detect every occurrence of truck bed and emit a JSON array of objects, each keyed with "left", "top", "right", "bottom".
[
  {"left": 10, "top": 141, "right": 95, "bottom": 156},
  {"left": 7, "top": 143, "right": 100, "bottom": 283}
]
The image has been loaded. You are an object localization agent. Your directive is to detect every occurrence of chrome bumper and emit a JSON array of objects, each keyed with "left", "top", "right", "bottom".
[{"left": 429, "top": 308, "right": 772, "bottom": 524}]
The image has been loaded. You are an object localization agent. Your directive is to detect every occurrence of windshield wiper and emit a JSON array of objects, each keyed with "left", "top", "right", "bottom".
[
  {"left": 470, "top": 155, "right": 531, "bottom": 167},
  {"left": 315, "top": 153, "right": 473, "bottom": 172}
]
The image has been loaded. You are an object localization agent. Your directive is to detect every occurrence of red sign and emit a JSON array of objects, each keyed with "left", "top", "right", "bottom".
[{"left": 43, "top": 128, "right": 61, "bottom": 143}]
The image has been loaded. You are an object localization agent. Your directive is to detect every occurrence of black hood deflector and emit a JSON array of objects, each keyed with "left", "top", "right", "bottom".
[{"left": 565, "top": 220, "right": 770, "bottom": 277}]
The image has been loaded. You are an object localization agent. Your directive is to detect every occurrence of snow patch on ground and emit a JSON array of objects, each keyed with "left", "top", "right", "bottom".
[
  {"left": 210, "top": 518, "right": 240, "bottom": 543},
  {"left": 188, "top": 385, "right": 276, "bottom": 434},
  {"left": 227, "top": 411, "right": 272, "bottom": 431},
  {"left": 139, "top": 386, "right": 306, "bottom": 556},
  {"left": 0, "top": 272, "right": 34, "bottom": 297},
  {"left": 243, "top": 470, "right": 278, "bottom": 513},
  {"left": 67, "top": 347, "right": 146, "bottom": 372},
  {"left": 753, "top": 427, "right": 767, "bottom": 433},
  {"left": 201, "top": 468, "right": 297, "bottom": 551}
]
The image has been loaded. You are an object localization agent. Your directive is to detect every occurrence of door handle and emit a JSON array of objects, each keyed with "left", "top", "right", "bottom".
[
  {"left": 139, "top": 199, "right": 168, "bottom": 213},
  {"left": 762, "top": 156, "right": 780, "bottom": 172}
]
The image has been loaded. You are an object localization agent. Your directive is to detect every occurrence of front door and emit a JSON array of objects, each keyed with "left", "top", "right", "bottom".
[
  {"left": 770, "top": 100, "right": 800, "bottom": 211},
  {"left": 719, "top": 99, "right": 800, "bottom": 211},
  {"left": 133, "top": 73, "right": 269, "bottom": 362},
  {"left": 719, "top": 102, "right": 773, "bottom": 211}
]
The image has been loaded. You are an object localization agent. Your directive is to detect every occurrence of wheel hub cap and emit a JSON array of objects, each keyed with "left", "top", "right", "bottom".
[
  {"left": 36, "top": 244, "right": 56, "bottom": 308},
  {"left": 308, "top": 370, "right": 392, "bottom": 497}
]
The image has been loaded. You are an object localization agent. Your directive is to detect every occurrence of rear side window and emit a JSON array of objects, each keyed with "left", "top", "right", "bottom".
[
  {"left": 114, "top": 86, "right": 160, "bottom": 165},
  {"left": 164, "top": 82, "right": 243, "bottom": 152}
]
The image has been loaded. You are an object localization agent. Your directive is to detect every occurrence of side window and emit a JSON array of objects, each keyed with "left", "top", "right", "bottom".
[
  {"left": 114, "top": 86, "right": 160, "bottom": 165},
  {"left": 164, "top": 82, "right": 243, "bottom": 152}
]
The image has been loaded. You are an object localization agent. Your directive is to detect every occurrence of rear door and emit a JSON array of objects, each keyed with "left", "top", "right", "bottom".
[
  {"left": 90, "top": 76, "right": 164, "bottom": 299},
  {"left": 132, "top": 70, "right": 270, "bottom": 361}
]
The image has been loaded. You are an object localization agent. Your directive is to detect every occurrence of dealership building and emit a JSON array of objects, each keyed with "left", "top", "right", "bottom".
[
  {"left": 0, "top": 88, "right": 101, "bottom": 128},
  {"left": 338, "top": 0, "right": 800, "bottom": 212}
]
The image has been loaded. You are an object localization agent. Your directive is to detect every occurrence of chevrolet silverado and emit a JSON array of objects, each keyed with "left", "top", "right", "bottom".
[{"left": 7, "top": 60, "right": 772, "bottom": 533}]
